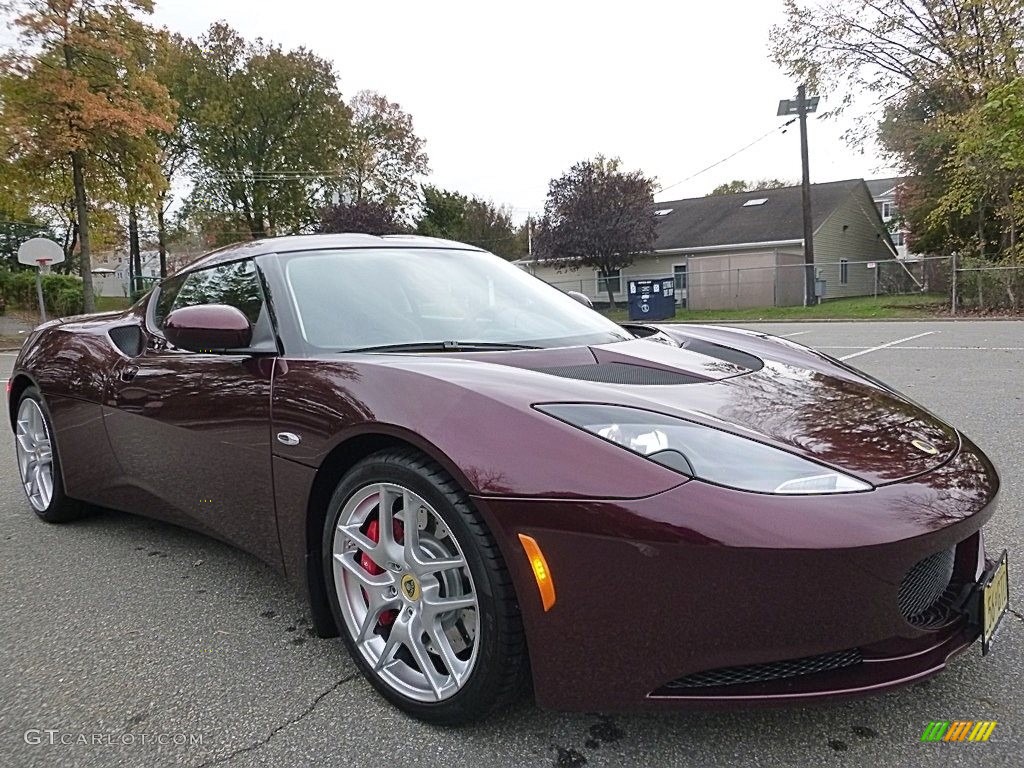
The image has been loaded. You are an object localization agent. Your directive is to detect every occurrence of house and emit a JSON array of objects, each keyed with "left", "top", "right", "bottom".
[
  {"left": 91, "top": 249, "right": 199, "bottom": 297},
  {"left": 866, "top": 177, "right": 916, "bottom": 260},
  {"left": 516, "top": 179, "right": 898, "bottom": 310}
]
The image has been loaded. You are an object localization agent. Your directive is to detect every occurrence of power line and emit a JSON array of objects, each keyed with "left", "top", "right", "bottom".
[{"left": 658, "top": 118, "right": 797, "bottom": 196}]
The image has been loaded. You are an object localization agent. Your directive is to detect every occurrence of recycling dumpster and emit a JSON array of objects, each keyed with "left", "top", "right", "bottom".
[{"left": 627, "top": 278, "right": 676, "bottom": 321}]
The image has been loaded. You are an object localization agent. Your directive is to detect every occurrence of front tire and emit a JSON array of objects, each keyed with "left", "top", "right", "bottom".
[
  {"left": 14, "top": 387, "right": 86, "bottom": 523},
  {"left": 322, "top": 448, "right": 528, "bottom": 724}
]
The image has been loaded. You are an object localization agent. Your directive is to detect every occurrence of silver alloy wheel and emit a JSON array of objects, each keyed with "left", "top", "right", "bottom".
[
  {"left": 15, "top": 398, "right": 54, "bottom": 512},
  {"left": 332, "top": 482, "right": 480, "bottom": 702}
]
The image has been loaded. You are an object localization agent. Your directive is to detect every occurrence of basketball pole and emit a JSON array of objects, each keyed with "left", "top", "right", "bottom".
[{"left": 36, "top": 258, "right": 49, "bottom": 323}]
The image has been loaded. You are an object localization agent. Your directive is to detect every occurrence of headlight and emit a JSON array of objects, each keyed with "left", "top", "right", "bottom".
[{"left": 536, "top": 404, "right": 872, "bottom": 495}]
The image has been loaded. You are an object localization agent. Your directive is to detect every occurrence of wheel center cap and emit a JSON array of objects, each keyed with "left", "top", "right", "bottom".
[{"left": 401, "top": 573, "right": 421, "bottom": 602}]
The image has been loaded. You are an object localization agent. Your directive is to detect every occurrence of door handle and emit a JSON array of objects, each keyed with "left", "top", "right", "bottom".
[{"left": 119, "top": 365, "right": 139, "bottom": 383}]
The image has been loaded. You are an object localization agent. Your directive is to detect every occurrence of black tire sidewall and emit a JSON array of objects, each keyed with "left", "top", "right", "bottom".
[{"left": 321, "top": 452, "right": 515, "bottom": 724}]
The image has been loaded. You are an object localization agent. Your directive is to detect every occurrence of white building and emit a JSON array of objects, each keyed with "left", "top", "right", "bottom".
[{"left": 866, "top": 178, "right": 917, "bottom": 261}]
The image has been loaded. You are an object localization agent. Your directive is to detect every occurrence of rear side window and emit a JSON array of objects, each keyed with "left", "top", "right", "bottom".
[{"left": 153, "top": 261, "right": 265, "bottom": 329}]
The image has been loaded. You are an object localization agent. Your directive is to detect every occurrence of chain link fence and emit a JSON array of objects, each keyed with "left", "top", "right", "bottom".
[{"left": 951, "top": 258, "right": 1024, "bottom": 313}]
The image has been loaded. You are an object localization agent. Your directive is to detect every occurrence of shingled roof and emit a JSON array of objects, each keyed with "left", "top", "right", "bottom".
[
  {"left": 865, "top": 177, "right": 900, "bottom": 198},
  {"left": 652, "top": 179, "right": 867, "bottom": 252}
]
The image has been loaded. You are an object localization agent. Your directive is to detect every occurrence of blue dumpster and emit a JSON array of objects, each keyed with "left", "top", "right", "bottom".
[{"left": 627, "top": 278, "right": 676, "bottom": 321}]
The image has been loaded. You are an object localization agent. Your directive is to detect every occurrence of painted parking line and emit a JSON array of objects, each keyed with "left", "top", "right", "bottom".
[
  {"left": 779, "top": 331, "right": 810, "bottom": 338},
  {"left": 838, "top": 331, "right": 935, "bottom": 361},
  {"left": 822, "top": 345, "right": 1024, "bottom": 352}
]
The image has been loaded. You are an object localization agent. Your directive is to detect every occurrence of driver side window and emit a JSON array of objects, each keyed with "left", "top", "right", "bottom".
[{"left": 153, "top": 260, "right": 265, "bottom": 331}]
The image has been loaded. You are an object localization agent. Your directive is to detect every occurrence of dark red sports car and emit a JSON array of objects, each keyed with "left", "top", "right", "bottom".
[{"left": 8, "top": 234, "right": 1008, "bottom": 724}]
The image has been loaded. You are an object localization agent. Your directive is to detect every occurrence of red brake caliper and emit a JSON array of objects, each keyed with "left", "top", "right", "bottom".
[{"left": 360, "top": 517, "right": 404, "bottom": 627}]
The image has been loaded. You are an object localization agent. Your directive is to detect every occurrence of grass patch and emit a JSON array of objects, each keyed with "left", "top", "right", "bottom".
[
  {"left": 601, "top": 293, "right": 949, "bottom": 323},
  {"left": 95, "top": 296, "right": 131, "bottom": 311}
]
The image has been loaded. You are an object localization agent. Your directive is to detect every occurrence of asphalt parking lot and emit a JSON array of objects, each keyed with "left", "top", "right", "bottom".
[{"left": 1, "top": 320, "right": 1022, "bottom": 767}]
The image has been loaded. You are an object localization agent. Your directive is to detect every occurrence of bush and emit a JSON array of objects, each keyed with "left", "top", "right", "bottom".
[{"left": 0, "top": 268, "right": 84, "bottom": 316}]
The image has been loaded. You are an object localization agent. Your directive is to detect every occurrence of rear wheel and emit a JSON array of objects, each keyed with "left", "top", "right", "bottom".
[
  {"left": 323, "top": 449, "right": 528, "bottom": 724},
  {"left": 14, "top": 388, "right": 86, "bottom": 523}
]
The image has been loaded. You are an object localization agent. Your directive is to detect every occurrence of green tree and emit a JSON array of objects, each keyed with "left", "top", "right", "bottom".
[
  {"left": 771, "top": 0, "right": 1024, "bottom": 305},
  {"left": 707, "top": 179, "right": 790, "bottom": 196},
  {"left": 152, "top": 32, "right": 197, "bottom": 277},
  {"left": 1, "top": 0, "right": 175, "bottom": 312},
  {"left": 534, "top": 156, "right": 657, "bottom": 308},
  {"left": 415, "top": 186, "right": 524, "bottom": 258},
  {"left": 339, "top": 90, "right": 429, "bottom": 215},
  {"left": 319, "top": 199, "right": 403, "bottom": 235},
  {"left": 186, "top": 22, "right": 350, "bottom": 239},
  {"left": 935, "top": 78, "right": 1024, "bottom": 307}
]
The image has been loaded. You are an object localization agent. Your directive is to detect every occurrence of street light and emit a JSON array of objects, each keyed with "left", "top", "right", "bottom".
[{"left": 778, "top": 85, "right": 819, "bottom": 306}]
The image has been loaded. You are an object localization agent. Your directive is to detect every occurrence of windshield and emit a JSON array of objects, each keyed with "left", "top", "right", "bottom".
[{"left": 281, "top": 248, "right": 632, "bottom": 351}]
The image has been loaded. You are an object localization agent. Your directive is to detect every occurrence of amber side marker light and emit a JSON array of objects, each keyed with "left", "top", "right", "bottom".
[{"left": 518, "top": 533, "right": 556, "bottom": 611}]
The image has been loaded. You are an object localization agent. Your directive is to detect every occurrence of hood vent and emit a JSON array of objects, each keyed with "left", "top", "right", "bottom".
[
  {"left": 679, "top": 338, "right": 763, "bottom": 372},
  {"left": 537, "top": 363, "right": 705, "bottom": 386},
  {"left": 108, "top": 325, "right": 144, "bottom": 357}
]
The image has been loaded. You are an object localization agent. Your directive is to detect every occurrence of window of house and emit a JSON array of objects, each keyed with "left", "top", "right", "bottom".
[
  {"left": 882, "top": 201, "right": 895, "bottom": 219},
  {"left": 840, "top": 259, "right": 849, "bottom": 285},
  {"left": 597, "top": 269, "right": 621, "bottom": 295},
  {"left": 673, "top": 264, "right": 687, "bottom": 291},
  {"left": 893, "top": 231, "right": 905, "bottom": 247}
]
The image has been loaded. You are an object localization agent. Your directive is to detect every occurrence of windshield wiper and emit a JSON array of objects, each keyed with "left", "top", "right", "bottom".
[{"left": 342, "top": 341, "right": 543, "bottom": 354}]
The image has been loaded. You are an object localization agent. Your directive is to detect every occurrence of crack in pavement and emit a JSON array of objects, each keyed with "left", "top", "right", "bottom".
[
  {"left": 193, "top": 674, "right": 357, "bottom": 767},
  {"left": 1008, "top": 607, "right": 1024, "bottom": 624}
]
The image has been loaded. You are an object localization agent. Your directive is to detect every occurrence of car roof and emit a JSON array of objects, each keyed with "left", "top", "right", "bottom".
[{"left": 178, "top": 233, "right": 487, "bottom": 275}]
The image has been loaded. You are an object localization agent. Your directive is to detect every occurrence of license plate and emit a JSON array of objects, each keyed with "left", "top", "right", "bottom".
[{"left": 980, "top": 551, "right": 1009, "bottom": 655}]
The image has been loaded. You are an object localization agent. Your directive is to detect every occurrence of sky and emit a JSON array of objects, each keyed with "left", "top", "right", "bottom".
[{"left": 148, "top": 0, "right": 897, "bottom": 220}]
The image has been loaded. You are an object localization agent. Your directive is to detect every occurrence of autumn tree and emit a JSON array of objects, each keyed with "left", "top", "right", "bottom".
[
  {"left": 319, "top": 199, "right": 403, "bottom": 235},
  {"left": 707, "top": 179, "right": 790, "bottom": 196},
  {"left": 771, "top": 0, "right": 1024, "bottom": 305},
  {"left": 151, "top": 32, "right": 197, "bottom": 277},
  {"left": 338, "top": 90, "right": 429, "bottom": 215},
  {"left": 1, "top": 0, "right": 174, "bottom": 312},
  {"left": 415, "top": 186, "right": 524, "bottom": 258},
  {"left": 934, "top": 77, "right": 1024, "bottom": 308},
  {"left": 186, "top": 23, "right": 350, "bottom": 240},
  {"left": 534, "top": 157, "right": 657, "bottom": 308}
]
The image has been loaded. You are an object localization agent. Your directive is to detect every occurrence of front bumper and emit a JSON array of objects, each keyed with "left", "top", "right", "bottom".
[{"left": 472, "top": 435, "right": 1000, "bottom": 711}]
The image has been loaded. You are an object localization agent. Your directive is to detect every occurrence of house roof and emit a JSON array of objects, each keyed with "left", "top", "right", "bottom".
[
  {"left": 865, "top": 177, "right": 900, "bottom": 198},
  {"left": 651, "top": 179, "right": 866, "bottom": 252}
]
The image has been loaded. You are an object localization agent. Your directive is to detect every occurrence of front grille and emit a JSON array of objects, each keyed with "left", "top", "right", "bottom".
[
  {"left": 899, "top": 547, "right": 956, "bottom": 626},
  {"left": 657, "top": 649, "right": 863, "bottom": 691}
]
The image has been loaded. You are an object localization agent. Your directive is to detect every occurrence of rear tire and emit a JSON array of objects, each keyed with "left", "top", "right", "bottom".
[
  {"left": 322, "top": 448, "right": 528, "bottom": 724},
  {"left": 14, "top": 387, "right": 87, "bottom": 523}
]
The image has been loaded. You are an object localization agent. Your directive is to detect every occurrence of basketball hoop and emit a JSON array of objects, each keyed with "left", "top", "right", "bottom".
[
  {"left": 17, "top": 237, "right": 65, "bottom": 268},
  {"left": 17, "top": 238, "right": 66, "bottom": 323}
]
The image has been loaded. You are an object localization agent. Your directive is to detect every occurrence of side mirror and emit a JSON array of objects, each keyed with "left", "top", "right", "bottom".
[
  {"left": 164, "top": 304, "right": 253, "bottom": 352},
  {"left": 566, "top": 290, "right": 594, "bottom": 309}
]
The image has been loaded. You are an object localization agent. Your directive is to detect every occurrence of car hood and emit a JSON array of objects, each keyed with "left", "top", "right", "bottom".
[{"left": 354, "top": 328, "right": 958, "bottom": 488}]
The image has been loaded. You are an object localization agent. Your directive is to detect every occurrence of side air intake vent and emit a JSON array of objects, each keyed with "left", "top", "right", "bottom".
[
  {"left": 899, "top": 547, "right": 956, "bottom": 627},
  {"left": 108, "top": 325, "right": 144, "bottom": 357},
  {"left": 537, "top": 363, "right": 704, "bottom": 385}
]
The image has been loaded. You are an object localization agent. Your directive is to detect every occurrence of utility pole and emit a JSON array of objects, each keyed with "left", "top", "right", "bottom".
[{"left": 778, "top": 85, "right": 820, "bottom": 306}]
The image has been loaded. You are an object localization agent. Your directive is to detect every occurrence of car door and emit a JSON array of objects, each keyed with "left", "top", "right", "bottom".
[{"left": 103, "top": 259, "right": 282, "bottom": 569}]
